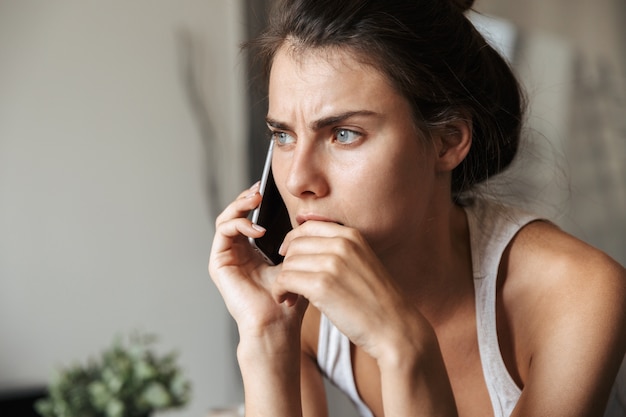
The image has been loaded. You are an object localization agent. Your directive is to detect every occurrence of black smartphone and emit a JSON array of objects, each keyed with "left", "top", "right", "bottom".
[{"left": 248, "top": 141, "right": 292, "bottom": 265}]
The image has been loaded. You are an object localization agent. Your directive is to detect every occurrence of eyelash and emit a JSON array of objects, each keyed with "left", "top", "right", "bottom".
[
  {"left": 333, "top": 128, "right": 362, "bottom": 144},
  {"left": 267, "top": 128, "right": 364, "bottom": 146},
  {"left": 269, "top": 130, "right": 294, "bottom": 145}
]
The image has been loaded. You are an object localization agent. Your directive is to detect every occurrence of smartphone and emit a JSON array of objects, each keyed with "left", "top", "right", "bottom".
[{"left": 248, "top": 140, "right": 292, "bottom": 265}]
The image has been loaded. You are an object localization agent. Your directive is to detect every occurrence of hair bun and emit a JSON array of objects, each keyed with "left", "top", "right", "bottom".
[{"left": 450, "top": 0, "right": 475, "bottom": 13}]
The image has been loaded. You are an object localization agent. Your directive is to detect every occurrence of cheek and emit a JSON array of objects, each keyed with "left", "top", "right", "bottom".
[
  {"left": 361, "top": 142, "right": 433, "bottom": 202},
  {"left": 344, "top": 151, "right": 432, "bottom": 236},
  {"left": 355, "top": 138, "right": 436, "bottom": 237}
]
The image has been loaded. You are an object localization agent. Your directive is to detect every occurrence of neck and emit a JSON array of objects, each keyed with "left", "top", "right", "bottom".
[{"left": 379, "top": 201, "right": 474, "bottom": 326}]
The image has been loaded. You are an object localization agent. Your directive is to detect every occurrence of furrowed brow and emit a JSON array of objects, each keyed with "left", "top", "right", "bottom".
[
  {"left": 310, "top": 110, "right": 377, "bottom": 131},
  {"left": 265, "top": 110, "right": 378, "bottom": 132},
  {"left": 265, "top": 117, "right": 291, "bottom": 131}
]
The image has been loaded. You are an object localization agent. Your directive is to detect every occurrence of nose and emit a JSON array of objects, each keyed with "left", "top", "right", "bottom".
[{"left": 284, "top": 141, "right": 329, "bottom": 199}]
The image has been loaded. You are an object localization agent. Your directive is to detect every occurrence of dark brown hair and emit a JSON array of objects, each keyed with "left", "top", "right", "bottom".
[{"left": 246, "top": 0, "right": 525, "bottom": 195}]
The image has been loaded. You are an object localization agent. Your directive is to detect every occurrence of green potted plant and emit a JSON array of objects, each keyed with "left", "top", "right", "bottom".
[{"left": 35, "top": 332, "right": 191, "bottom": 417}]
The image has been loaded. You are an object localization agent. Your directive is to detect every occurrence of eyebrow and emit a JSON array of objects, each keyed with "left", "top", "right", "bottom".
[{"left": 265, "top": 110, "right": 379, "bottom": 132}]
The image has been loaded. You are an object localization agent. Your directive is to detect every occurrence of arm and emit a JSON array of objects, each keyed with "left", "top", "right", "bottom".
[
  {"left": 504, "top": 222, "right": 626, "bottom": 417},
  {"left": 237, "top": 328, "right": 304, "bottom": 417},
  {"left": 300, "top": 306, "right": 329, "bottom": 417},
  {"left": 208, "top": 183, "right": 309, "bottom": 417},
  {"left": 236, "top": 305, "right": 330, "bottom": 417},
  {"left": 274, "top": 221, "right": 458, "bottom": 417},
  {"left": 376, "top": 325, "right": 458, "bottom": 417}
]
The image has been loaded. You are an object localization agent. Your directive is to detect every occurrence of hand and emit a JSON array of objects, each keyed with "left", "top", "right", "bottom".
[
  {"left": 274, "top": 221, "right": 432, "bottom": 363},
  {"left": 209, "top": 183, "right": 307, "bottom": 340}
]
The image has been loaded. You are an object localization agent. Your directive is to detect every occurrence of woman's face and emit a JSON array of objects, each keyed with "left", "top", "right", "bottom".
[{"left": 267, "top": 45, "right": 440, "bottom": 256}]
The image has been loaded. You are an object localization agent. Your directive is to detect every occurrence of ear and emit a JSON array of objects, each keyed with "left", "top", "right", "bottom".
[{"left": 434, "top": 119, "right": 472, "bottom": 172}]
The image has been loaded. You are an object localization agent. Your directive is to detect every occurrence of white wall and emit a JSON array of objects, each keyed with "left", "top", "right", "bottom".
[{"left": 0, "top": 1, "right": 247, "bottom": 416}]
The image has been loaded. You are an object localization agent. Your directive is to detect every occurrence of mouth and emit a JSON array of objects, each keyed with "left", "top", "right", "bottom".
[{"left": 296, "top": 214, "right": 344, "bottom": 226}]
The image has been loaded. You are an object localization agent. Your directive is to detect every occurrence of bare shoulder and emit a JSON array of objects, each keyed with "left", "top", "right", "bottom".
[
  {"left": 500, "top": 220, "right": 626, "bottom": 397},
  {"left": 504, "top": 220, "right": 626, "bottom": 304}
]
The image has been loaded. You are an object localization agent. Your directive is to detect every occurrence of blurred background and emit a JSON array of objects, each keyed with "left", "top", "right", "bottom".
[
  {"left": 477, "top": 0, "right": 625, "bottom": 267},
  {"left": 0, "top": 1, "right": 624, "bottom": 417},
  {"left": 0, "top": 1, "right": 248, "bottom": 416}
]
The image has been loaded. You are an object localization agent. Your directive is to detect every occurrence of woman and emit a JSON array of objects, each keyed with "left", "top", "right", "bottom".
[{"left": 209, "top": 0, "right": 626, "bottom": 416}]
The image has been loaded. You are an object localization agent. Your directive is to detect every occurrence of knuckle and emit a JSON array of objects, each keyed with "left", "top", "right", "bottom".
[
  {"left": 334, "top": 236, "right": 356, "bottom": 257},
  {"left": 313, "top": 271, "right": 335, "bottom": 295},
  {"left": 325, "top": 253, "right": 344, "bottom": 276},
  {"left": 214, "top": 212, "right": 227, "bottom": 227},
  {"left": 215, "top": 208, "right": 235, "bottom": 227},
  {"left": 346, "top": 228, "right": 365, "bottom": 244},
  {"left": 213, "top": 217, "right": 229, "bottom": 234}
]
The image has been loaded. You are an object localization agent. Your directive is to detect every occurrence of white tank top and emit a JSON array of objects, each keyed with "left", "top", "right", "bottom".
[{"left": 316, "top": 198, "right": 541, "bottom": 417}]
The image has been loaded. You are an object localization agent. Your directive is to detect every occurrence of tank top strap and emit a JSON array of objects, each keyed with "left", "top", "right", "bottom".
[
  {"left": 317, "top": 313, "right": 374, "bottom": 417},
  {"left": 465, "top": 198, "right": 543, "bottom": 417}
]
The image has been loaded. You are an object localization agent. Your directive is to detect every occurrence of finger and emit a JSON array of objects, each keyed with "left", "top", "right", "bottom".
[
  {"left": 280, "top": 221, "right": 360, "bottom": 255},
  {"left": 278, "top": 247, "right": 378, "bottom": 306},
  {"left": 215, "top": 187, "right": 262, "bottom": 227},
  {"left": 236, "top": 181, "right": 260, "bottom": 199},
  {"left": 211, "top": 217, "right": 266, "bottom": 255},
  {"left": 278, "top": 291, "right": 300, "bottom": 307},
  {"left": 284, "top": 244, "right": 345, "bottom": 274},
  {"left": 283, "top": 235, "right": 360, "bottom": 262},
  {"left": 273, "top": 267, "right": 347, "bottom": 309}
]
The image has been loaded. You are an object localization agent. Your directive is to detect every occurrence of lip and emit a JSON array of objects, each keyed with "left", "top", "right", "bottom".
[{"left": 296, "top": 214, "right": 340, "bottom": 226}]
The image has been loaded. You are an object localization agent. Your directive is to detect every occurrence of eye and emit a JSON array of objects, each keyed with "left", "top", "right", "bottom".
[
  {"left": 271, "top": 131, "right": 295, "bottom": 145},
  {"left": 334, "top": 128, "right": 362, "bottom": 144}
]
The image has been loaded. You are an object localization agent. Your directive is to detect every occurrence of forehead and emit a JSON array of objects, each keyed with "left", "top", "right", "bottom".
[
  {"left": 268, "top": 44, "right": 399, "bottom": 115},
  {"left": 270, "top": 42, "right": 386, "bottom": 85}
]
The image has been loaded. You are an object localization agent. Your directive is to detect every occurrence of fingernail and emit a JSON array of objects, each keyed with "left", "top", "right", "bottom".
[
  {"left": 245, "top": 182, "right": 261, "bottom": 198},
  {"left": 278, "top": 242, "right": 285, "bottom": 255},
  {"left": 252, "top": 224, "right": 266, "bottom": 232}
]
